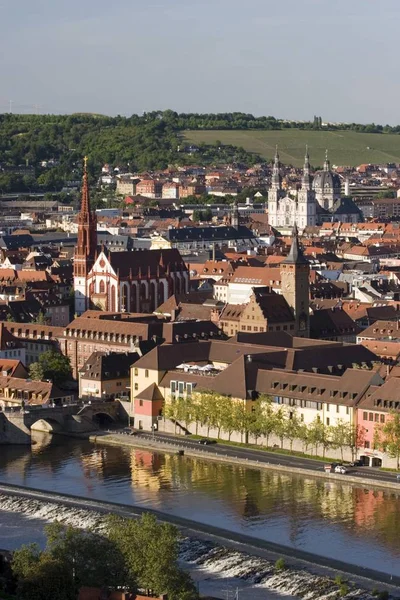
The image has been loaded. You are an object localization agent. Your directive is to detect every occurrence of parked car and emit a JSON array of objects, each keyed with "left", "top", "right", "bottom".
[
  {"left": 396, "top": 474, "right": 400, "bottom": 481},
  {"left": 348, "top": 460, "right": 363, "bottom": 467},
  {"left": 335, "top": 465, "right": 348, "bottom": 474},
  {"left": 198, "top": 438, "right": 216, "bottom": 445}
]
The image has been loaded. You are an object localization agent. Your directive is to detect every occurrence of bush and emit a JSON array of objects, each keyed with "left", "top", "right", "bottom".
[
  {"left": 377, "top": 591, "right": 389, "bottom": 600},
  {"left": 339, "top": 583, "right": 349, "bottom": 597},
  {"left": 275, "top": 558, "right": 286, "bottom": 571},
  {"left": 334, "top": 575, "right": 345, "bottom": 586}
]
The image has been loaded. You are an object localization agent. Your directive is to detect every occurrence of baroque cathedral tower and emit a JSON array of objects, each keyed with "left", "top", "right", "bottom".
[
  {"left": 74, "top": 157, "right": 97, "bottom": 315},
  {"left": 268, "top": 146, "right": 316, "bottom": 232},
  {"left": 297, "top": 146, "right": 316, "bottom": 229}
]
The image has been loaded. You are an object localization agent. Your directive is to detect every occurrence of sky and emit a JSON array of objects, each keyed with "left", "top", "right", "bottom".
[{"left": 0, "top": 0, "right": 399, "bottom": 123}]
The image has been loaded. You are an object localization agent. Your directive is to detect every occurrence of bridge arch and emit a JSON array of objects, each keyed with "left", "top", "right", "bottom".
[
  {"left": 30, "top": 418, "right": 63, "bottom": 433},
  {"left": 91, "top": 411, "right": 116, "bottom": 427}
]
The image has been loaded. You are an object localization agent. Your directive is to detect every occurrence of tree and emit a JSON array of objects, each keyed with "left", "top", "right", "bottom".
[
  {"left": 331, "top": 421, "right": 366, "bottom": 461},
  {"left": 374, "top": 411, "right": 400, "bottom": 468},
  {"left": 284, "top": 412, "right": 302, "bottom": 453},
  {"left": 32, "top": 311, "right": 47, "bottom": 324},
  {"left": 44, "top": 522, "right": 128, "bottom": 592},
  {"left": 29, "top": 362, "right": 45, "bottom": 381},
  {"left": 257, "top": 395, "right": 278, "bottom": 448},
  {"left": 347, "top": 423, "right": 366, "bottom": 461},
  {"left": 233, "top": 401, "right": 250, "bottom": 444},
  {"left": 106, "top": 513, "right": 198, "bottom": 599},
  {"left": 29, "top": 350, "right": 72, "bottom": 385},
  {"left": 247, "top": 395, "right": 273, "bottom": 445},
  {"left": 307, "top": 418, "right": 331, "bottom": 457},
  {"left": 12, "top": 525, "right": 129, "bottom": 600},
  {"left": 14, "top": 554, "right": 74, "bottom": 600},
  {"left": 330, "top": 420, "right": 348, "bottom": 462},
  {"left": 272, "top": 406, "right": 288, "bottom": 448}
]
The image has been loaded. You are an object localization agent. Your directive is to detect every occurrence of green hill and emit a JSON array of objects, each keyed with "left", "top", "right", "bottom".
[{"left": 183, "top": 129, "right": 400, "bottom": 167}]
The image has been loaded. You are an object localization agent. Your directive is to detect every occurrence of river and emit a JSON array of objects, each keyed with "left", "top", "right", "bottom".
[{"left": 0, "top": 434, "right": 399, "bottom": 597}]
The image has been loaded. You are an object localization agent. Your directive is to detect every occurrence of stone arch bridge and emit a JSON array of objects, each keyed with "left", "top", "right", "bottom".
[{"left": 0, "top": 402, "right": 121, "bottom": 444}]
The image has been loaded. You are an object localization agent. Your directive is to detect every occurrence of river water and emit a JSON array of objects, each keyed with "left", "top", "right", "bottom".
[{"left": 0, "top": 435, "right": 399, "bottom": 592}]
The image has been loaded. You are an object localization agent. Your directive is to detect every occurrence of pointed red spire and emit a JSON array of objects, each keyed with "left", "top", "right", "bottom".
[
  {"left": 74, "top": 156, "right": 97, "bottom": 279},
  {"left": 81, "top": 156, "right": 90, "bottom": 215}
]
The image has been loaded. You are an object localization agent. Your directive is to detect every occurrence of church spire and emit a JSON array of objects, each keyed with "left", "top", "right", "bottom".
[
  {"left": 302, "top": 145, "right": 312, "bottom": 190},
  {"left": 324, "top": 149, "right": 330, "bottom": 172},
  {"left": 283, "top": 223, "right": 308, "bottom": 264},
  {"left": 74, "top": 157, "right": 98, "bottom": 316},
  {"left": 271, "top": 145, "right": 282, "bottom": 190},
  {"left": 80, "top": 156, "right": 91, "bottom": 215}
]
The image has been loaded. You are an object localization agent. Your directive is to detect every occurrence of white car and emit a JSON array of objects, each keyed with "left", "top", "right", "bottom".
[{"left": 335, "top": 465, "right": 347, "bottom": 474}]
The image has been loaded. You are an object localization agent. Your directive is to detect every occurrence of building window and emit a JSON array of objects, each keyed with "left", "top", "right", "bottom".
[
  {"left": 326, "top": 417, "right": 330, "bottom": 426},
  {"left": 336, "top": 405, "right": 339, "bottom": 413},
  {"left": 380, "top": 414, "right": 385, "bottom": 423},
  {"left": 364, "top": 441, "right": 370, "bottom": 449},
  {"left": 326, "top": 404, "right": 329, "bottom": 412},
  {"left": 369, "top": 413, "right": 373, "bottom": 421},
  {"left": 145, "top": 370, "right": 149, "bottom": 378},
  {"left": 363, "top": 411, "right": 367, "bottom": 421},
  {"left": 139, "top": 399, "right": 143, "bottom": 406},
  {"left": 134, "top": 383, "right": 138, "bottom": 391},
  {"left": 374, "top": 414, "right": 379, "bottom": 422},
  {"left": 134, "top": 368, "right": 138, "bottom": 376},
  {"left": 186, "top": 383, "right": 192, "bottom": 397},
  {"left": 170, "top": 381, "right": 176, "bottom": 394}
]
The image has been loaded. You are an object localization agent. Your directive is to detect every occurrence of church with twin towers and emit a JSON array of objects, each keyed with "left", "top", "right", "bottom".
[{"left": 268, "top": 147, "right": 362, "bottom": 232}]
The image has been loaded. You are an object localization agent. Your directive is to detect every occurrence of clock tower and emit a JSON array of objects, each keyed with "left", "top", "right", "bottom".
[{"left": 280, "top": 223, "right": 310, "bottom": 337}]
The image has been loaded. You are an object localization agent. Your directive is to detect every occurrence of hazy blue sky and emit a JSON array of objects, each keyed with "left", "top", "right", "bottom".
[{"left": 0, "top": 0, "right": 398, "bottom": 122}]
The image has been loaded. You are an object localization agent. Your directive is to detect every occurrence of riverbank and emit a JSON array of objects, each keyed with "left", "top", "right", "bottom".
[
  {"left": 90, "top": 432, "right": 400, "bottom": 493},
  {"left": 0, "top": 482, "right": 398, "bottom": 597}
]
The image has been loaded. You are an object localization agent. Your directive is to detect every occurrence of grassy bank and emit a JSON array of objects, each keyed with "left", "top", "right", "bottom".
[{"left": 183, "top": 129, "right": 400, "bottom": 166}]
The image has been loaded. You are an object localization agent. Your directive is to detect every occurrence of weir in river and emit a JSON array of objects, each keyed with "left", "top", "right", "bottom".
[{"left": 0, "top": 435, "right": 399, "bottom": 594}]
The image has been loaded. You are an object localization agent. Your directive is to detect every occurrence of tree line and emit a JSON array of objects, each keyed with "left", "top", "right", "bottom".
[
  {"left": 0, "top": 113, "right": 262, "bottom": 193},
  {"left": 5, "top": 514, "right": 198, "bottom": 600},
  {"left": 2, "top": 110, "right": 400, "bottom": 194},
  {"left": 164, "top": 392, "right": 366, "bottom": 460}
]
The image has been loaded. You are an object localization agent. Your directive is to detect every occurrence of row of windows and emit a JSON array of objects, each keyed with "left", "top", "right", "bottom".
[
  {"left": 274, "top": 396, "right": 351, "bottom": 414},
  {"left": 170, "top": 381, "right": 193, "bottom": 397},
  {"left": 362, "top": 411, "right": 385, "bottom": 424},
  {"left": 4, "top": 350, "right": 21, "bottom": 358}
]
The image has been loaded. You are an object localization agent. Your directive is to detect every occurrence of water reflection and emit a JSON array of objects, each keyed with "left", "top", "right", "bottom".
[{"left": 0, "top": 438, "right": 399, "bottom": 573}]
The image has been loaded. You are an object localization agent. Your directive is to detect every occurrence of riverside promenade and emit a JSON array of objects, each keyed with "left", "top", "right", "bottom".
[{"left": 90, "top": 429, "right": 400, "bottom": 492}]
